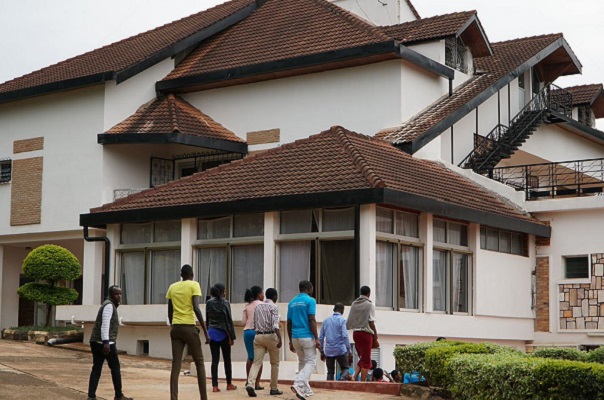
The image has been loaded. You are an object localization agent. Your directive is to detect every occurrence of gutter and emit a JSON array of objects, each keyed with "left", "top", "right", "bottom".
[{"left": 83, "top": 226, "right": 111, "bottom": 300}]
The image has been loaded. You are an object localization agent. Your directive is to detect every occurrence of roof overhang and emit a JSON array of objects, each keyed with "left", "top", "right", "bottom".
[
  {"left": 549, "top": 110, "right": 604, "bottom": 145},
  {"left": 457, "top": 15, "right": 492, "bottom": 57},
  {"left": 97, "top": 132, "right": 248, "bottom": 154},
  {"left": 401, "top": 36, "right": 581, "bottom": 155},
  {"left": 534, "top": 39, "right": 582, "bottom": 83},
  {"left": 80, "top": 187, "right": 549, "bottom": 237},
  {"left": 589, "top": 90, "right": 604, "bottom": 118}
]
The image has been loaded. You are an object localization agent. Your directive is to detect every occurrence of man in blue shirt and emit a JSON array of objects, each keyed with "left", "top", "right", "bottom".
[
  {"left": 287, "top": 280, "right": 320, "bottom": 400},
  {"left": 319, "top": 303, "right": 351, "bottom": 381}
]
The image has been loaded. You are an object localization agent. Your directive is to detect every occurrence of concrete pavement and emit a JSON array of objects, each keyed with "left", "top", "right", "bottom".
[{"left": 0, "top": 339, "right": 403, "bottom": 400}]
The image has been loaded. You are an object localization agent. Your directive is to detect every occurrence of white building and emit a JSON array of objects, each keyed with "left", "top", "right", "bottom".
[{"left": 1, "top": 0, "right": 604, "bottom": 377}]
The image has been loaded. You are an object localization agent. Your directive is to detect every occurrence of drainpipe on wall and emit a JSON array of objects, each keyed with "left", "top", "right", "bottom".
[
  {"left": 449, "top": 77, "right": 453, "bottom": 97},
  {"left": 354, "top": 205, "right": 361, "bottom": 297},
  {"left": 83, "top": 226, "right": 111, "bottom": 300}
]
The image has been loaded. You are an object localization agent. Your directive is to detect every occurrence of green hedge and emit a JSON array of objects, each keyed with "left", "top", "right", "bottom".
[
  {"left": 394, "top": 340, "right": 463, "bottom": 380},
  {"left": 588, "top": 347, "right": 604, "bottom": 364},
  {"left": 448, "top": 353, "right": 604, "bottom": 400},
  {"left": 425, "top": 343, "right": 494, "bottom": 387},
  {"left": 530, "top": 346, "right": 587, "bottom": 362}
]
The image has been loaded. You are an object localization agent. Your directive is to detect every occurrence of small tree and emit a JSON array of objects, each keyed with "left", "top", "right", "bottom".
[{"left": 17, "top": 244, "right": 81, "bottom": 327}]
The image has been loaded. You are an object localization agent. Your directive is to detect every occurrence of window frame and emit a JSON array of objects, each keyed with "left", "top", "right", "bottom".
[
  {"left": 194, "top": 214, "right": 265, "bottom": 303},
  {"left": 561, "top": 255, "right": 590, "bottom": 282},
  {"left": 0, "top": 158, "right": 12, "bottom": 184},
  {"left": 479, "top": 226, "right": 527, "bottom": 256}
]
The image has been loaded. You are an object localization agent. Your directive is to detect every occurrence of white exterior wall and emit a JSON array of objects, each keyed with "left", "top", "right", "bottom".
[
  {"left": 329, "top": 0, "right": 417, "bottom": 26},
  {"left": 103, "top": 58, "right": 175, "bottom": 130},
  {"left": 185, "top": 61, "right": 404, "bottom": 145},
  {"left": 534, "top": 208, "right": 604, "bottom": 346},
  {"left": 0, "top": 87, "right": 105, "bottom": 234}
]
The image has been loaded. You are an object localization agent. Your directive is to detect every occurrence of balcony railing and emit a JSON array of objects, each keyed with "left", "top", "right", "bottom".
[{"left": 492, "top": 158, "right": 604, "bottom": 200}]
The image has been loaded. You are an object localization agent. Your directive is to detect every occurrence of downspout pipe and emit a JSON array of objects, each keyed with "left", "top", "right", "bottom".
[{"left": 83, "top": 226, "right": 111, "bottom": 300}]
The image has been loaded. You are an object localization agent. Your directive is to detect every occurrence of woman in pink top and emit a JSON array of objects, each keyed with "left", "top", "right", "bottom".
[{"left": 242, "top": 286, "right": 264, "bottom": 390}]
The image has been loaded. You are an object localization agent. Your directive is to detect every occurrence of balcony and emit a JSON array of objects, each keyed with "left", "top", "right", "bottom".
[{"left": 492, "top": 158, "right": 604, "bottom": 200}]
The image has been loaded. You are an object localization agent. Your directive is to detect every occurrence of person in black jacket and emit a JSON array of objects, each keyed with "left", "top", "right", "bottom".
[{"left": 205, "top": 283, "right": 237, "bottom": 392}]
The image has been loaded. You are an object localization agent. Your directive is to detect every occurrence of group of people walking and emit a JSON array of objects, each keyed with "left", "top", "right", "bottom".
[{"left": 85, "top": 265, "right": 379, "bottom": 400}]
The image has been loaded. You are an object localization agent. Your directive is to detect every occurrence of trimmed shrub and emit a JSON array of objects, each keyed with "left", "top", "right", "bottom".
[
  {"left": 588, "top": 347, "right": 604, "bottom": 364},
  {"left": 394, "top": 340, "right": 463, "bottom": 379},
  {"left": 530, "top": 346, "right": 587, "bottom": 362},
  {"left": 17, "top": 283, "right": 78, "bottom": 305},
  {"left": 424, "top": 343, "right": 493, "bottom": 388}
]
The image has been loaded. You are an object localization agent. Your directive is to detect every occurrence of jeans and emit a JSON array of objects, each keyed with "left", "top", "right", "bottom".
[
  {"left": 209, "top": 337, "right": 232, "bottom": 387},
  {"left": 170, "top": 325, "right": 207, "bottom": 400},
  {"left": 87, "top": 342, "right": 123, "bottom": 398},
  {"left": 292, "top": 338, "right": 317, "bottom": 392},
  {"left": 247, "top": 333, "right": 280, "bottom": 390},
  {"left": 325, "top": 353, "right": 350, "bottom": 381}
]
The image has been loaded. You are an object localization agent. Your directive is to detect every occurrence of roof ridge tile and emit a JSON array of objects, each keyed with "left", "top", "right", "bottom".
[{"left": 332, "top": 126, "right": 386, "bottom": 188}]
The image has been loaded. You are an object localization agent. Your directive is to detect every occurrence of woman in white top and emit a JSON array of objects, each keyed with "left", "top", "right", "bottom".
[{"left": 242, "top": 286, "right": 264, "bottom": 390}]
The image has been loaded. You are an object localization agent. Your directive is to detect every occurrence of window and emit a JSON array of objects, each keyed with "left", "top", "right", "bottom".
[
  {"left": 564, "top": 256, "right": 589, "bottom": 279},
  {"left": 0, "top": 158, "right": 11, "bottom": 183},
  {"left": 433, "top": 219, "right": 472, "bottom": 314},
  {"left": 118, "top": 221, "right": 182, "bottom": 305},
  {"left": 376, "top": 208, "right": 422, "bottom": 310},
  {"left": 531, "top": 68, "right": 540, "bottom": 96},
  {"left": 196, "top": 213, "right": 264, "bottom": 303},
  {"left": 480, "top": 227, "right": 526, "bottom": 256},
  {"left": 277, "top": 208, "right": 355, "bottom": 304},
  {"left": 578, "top": 106, "right": 594, "bottom": 127},
  {"left": 445, "top": 37, "right": 470, "bottom": 74}
]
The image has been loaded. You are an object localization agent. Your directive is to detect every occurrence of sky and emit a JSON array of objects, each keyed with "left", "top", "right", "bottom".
[{"left": 1, "top": 0, "right": 603, "bottom": 89}]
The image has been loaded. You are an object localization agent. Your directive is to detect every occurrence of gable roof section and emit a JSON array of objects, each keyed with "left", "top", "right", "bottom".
[
  {"left": 404, "top": 0, "right": 421, "bottom": 20},
  {"left": 0, "top": 0, "right": 256, "bottom": 104},
  {"left": 560, "top": 84, "right": 604, "bottom": 118},
  {"left": 382, "top": 11, "right": 492, "bottom": 57},
  {"left": 98, "top": 94, "right": 246, "bottom": 153},
  {"left": 158, "top": 0, "right": 399, "bottom": 93},
  {"left": 81, "top": 126, "right": 549, "bottom": 237},
  {"left": 377, "top": 34, "right": 581, "bottom": 153}
]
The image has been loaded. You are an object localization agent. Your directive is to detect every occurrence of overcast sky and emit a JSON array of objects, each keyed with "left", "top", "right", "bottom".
[{"left": 1, "top": 0, "right": 602, "bottom": 88}]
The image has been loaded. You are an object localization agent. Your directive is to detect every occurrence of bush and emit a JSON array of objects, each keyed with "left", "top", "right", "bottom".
[
  {"left": 448, "top": 353, "right": 604, "bottom": 400},
  {"left": 588, "top": 347, "right": 604, "bottom": 364},
  {"left": 530, "top": 346, "right": 587, "bottom": 362},
  {"left": 9, "top": 325, "right": 82, "bottom": 333},
  {"left": 17, "top": 283, "right": 78, "bottom": 305},
  {"left": 425, "top": 343, "right": 493, "bottom": 387},
  {"left": 394, "top": 340, "right": 463, "bottom": 379}
]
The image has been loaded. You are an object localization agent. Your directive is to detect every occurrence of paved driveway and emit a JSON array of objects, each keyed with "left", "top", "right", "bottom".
[{"left": 0, "top": 340, "right": 402, "bottom": 400}]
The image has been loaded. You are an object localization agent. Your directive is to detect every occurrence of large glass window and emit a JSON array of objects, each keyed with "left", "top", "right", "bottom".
[
  {"left": 118, "top": 221, "right": 181, "bottom": 305},
  {"left": 375, "top": 207, "right": 422, "bottom": 310},
  {"left": 195, "top": 214, "right": 264, "bottom": 303},
  {"left": 434, "top": 219, "right": 467, "bottom": 246},
  {"left": 278, "top": 207, "right": 355, "bottom": 303}
]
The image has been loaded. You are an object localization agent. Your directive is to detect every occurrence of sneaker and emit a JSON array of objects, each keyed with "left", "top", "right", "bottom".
[
  {"left": 290, "top": 385, "right": 306, "bottom": 400},
  {"left": 227, "top": 384, "right": 237, "bottom": 390},
  {"left": 305, "top": 389, "right": 314, "bottom": 397},
  {"left": 246, "top": 385, "right": 257, "bottom": 397},
  {"left": 270, "top": 389, "right": 283, "bottom": 395}
]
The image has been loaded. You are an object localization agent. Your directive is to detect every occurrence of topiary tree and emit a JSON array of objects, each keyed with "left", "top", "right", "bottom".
[{"left": 17, "top": 244, "right": 81, "bottom": 327}]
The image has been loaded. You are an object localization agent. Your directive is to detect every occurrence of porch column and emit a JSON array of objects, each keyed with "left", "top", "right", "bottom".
[
  {"left": 181, "top": 218, "right": 196, "bottom": 267},
  {"left": 0, "top": 245, "right": 4, "bottom": 327},
  {"left": 422, "top": 213, "right": 434, "bottom": 313},
  {"left": 359, "top": 204, "right": 376, "bottom": 290},
  {"left": 263, "top": 212, "right": 278, "bottom": 289},
  {"left": 82, "top": 236, "right": 104, "bottom": 305}
]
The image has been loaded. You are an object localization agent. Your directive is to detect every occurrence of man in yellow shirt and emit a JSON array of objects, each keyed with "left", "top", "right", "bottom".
[{"left": 167, "top": 264, "right": 210, "bottom": 400}]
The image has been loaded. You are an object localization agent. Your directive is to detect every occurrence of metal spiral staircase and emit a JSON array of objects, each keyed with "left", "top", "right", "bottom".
[{"left": 460, "top": 84, "right": 572, "bottom": 175}]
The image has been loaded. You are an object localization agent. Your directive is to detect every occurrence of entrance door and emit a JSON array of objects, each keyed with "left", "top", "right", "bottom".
[{"left": 18, "top": 275, "right": 35, "bottom": 326}]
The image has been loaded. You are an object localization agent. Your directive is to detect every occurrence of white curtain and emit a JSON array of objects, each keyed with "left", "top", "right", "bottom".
[
  {"left": 448, "top": 223, "right": 467, "bottom": 246},
  {"left": 376, "top": 208, "right": 393, "bottom": 234},
  {"left": 279, "top": 241, "right": 312, "bottom": 302},
  {"left": 320, "top": 240, "right": 355, "bottom": 304},
  {"left": 375, "top": 241, "right": 394, "bottom": 308},
  {"left": 432, "top": 250, "right": 447, "bottom": 312},
  {"left": 396, "top": 212, "right": 418, "bottom": 238},
  {"left": 121, "top": 252, "right": 145, "bottom": 305},
  {"left": 121, "top": 223, "right": 152, "bottom": 244},
  {"left": 233, "top": 213, "right": 264, "bottom": 237},
  {"left": 232, "top": 245, "right": 264, "bottom": 301},
  {"left": 150, "top": 250, "right": 181, "bottom": 304},
  {"left": 197, "top": 217, "right": 230, "bottom": 240},
  {"left": 433, "top": 220, "right": 446, "bottom": 243},
  {"left": 154, "top": 220, "right": 181, "bottom": 242},
  {"left": 452, "top": 253, "right": 470, "bottom": 313},
  {"left": 280, "top": 209, "right": 313, "bottom": 234},
  {"left": 198, "top": 247, "right": 228, "bottom": 303},
  {"left": 400, "top": 246, "right": 420, "bottom": 309},
  {"left": 322, "top": 208, "right": 354, "bottom": 232}
]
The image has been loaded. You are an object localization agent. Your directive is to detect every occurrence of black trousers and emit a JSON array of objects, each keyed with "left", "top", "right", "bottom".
[
  {"left": 87, "top": 342, "right": 123, "bottom": 398},
  {"left": 209, "top": 337, "right": 232, "bottom": 387},
  {"left": 326, "top": 353, "right": 350, "bottom": 381}
]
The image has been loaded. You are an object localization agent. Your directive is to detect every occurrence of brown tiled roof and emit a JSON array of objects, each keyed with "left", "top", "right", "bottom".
[
  {"left": 163, "top": 0, "right": 393, "bottom": 81},
  {"left": 0, "top": 0, "right": 254, "bottom": 99},
  {"left": 560, "top": 84, "right": 604, "bottom": 105},
  {"left": 89, "top": 126, "right": 542, "bottom": 231},
  {"left": 376, "top": 34, "right": 564, "bottom": 146},
  {"left": 381, "top": 11, "right": 476, "bottom": 43},
  {"left": 104, "top": 94, "right": 244, "bottom": 143}
]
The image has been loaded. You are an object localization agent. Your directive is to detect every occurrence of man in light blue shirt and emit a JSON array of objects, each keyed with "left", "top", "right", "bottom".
[
  {"left": 319, "top": 303, "right": 351, "bottom": 381},
  {"left": 287, "top": 280, "right": 320, "bottom": 399}
]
